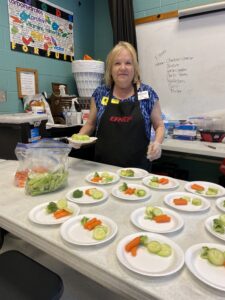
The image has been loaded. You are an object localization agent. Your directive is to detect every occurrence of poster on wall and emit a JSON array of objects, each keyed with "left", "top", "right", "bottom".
[{"left": 8, "top": 0, "right": 74, "bottom": 62}]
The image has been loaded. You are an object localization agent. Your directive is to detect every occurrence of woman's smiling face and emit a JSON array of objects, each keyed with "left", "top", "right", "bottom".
[{"left": 111, "top": 49, "right": 134, "bottom": 88}]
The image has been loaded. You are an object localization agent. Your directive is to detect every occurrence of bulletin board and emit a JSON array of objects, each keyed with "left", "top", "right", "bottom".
[
  {"left": 8, "top": 0, "right": 74, "bottom": 62},
  {"left": 136, "top": 11, "right": 225, "bottom": 119}
]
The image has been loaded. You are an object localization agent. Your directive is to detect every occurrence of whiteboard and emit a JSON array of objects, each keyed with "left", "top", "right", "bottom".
[{"left": 136, "top": 12, "right": 225, "bottom": 119}]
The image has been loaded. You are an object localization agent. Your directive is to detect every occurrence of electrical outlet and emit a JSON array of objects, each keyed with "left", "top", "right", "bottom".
[{"left": 0, "top": 90, "right": 7, "bottom": 102}]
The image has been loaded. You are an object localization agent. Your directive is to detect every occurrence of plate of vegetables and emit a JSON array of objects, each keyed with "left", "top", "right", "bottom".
[
  {"left": 216, "top": 197, "right": 225, "bottom": 212},
  {"left": 60, "top": 214, "right": 118, "bottom": 246},
  {"left": 85, "top": 171, "right": 120, "bottom": 185},
  {"left": 185, "top": 243, "right": 225, "bottom": 291},
  {"left": 111, "top": 182, "right": 151, "bottom": 201},
  {"left": 66, "top": 186, "right": 108, "bottom": 204},
  {"left": 205, "top": 214, "right": 225, "bottom": 241},
  {"left": 116, "top": 232, "right": 184, "bottom": 276},
  {"left": 67, "top": 134, "right": 97, "bottom": 146},
  {"left": 130, "top": 205, "right": 184, "bottom": 233},
  {"left": 164, "top": 192, "right": 210, "bottom": 212},
  {"left": 28, "top": 198, "right": 80, "bottom": 225},
  {"left": 142, "top": 175, "right": 179, "bottom": 190},
  {"left": 184, "top": 181, "right": 225, "bottom": 198},
  {"left": 117, "top": 168, "right": 149, "bottom": 179}
]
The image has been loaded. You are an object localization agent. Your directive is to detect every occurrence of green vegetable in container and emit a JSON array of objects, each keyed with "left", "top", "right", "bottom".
[{"left": 26, "top": 169, "right": 68, "bottom": 196}]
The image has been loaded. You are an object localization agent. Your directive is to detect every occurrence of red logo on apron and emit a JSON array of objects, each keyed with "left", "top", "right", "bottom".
[{"left": 109, "top": 116, "right": 133, "bottom": 123}]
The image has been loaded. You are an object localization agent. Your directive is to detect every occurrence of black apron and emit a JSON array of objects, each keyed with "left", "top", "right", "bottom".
[{"left": 95, "top": 85, "right": 151, "bottom": 171}]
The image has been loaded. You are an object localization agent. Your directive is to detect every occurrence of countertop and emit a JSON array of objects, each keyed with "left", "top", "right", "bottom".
[
  {"left": 162, "top": 139, "right": 225, "bottom": 158},
  {"left": 0, "top": 158, "right": 225, "bottom": 300}
]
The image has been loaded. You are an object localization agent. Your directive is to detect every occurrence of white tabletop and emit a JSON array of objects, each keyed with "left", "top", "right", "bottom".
[
  {"left": 162, "top": 138, "right": 225, "bottom": 158},
  {"left": 0, "top": 159, "right": 224, "bottom": 300}
]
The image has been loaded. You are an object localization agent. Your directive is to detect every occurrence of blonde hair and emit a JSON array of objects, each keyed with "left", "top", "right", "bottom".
[{"left": 104, "top": 41, "right": 140, "bottom": 87}]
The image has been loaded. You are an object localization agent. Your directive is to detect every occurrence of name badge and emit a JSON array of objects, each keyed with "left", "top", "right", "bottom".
[
  {"left": 111, "top": 98, "right": 119, "bottom": 104},
  {"left": 138, "top": 91, "right": 149, "bottom": 100},
  {"left": 101, "top": 97, "right": 108, "bottom": 105},
  {"left": 101, "top": 97, "right": 120, "bottom": 105}
]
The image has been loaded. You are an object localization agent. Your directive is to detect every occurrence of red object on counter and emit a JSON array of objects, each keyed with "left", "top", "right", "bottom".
[{"left": 219, "top": 159, "right": 225, "bottom": 175}]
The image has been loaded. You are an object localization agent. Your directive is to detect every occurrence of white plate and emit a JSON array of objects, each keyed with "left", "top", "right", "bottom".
[
  {"left": 111, "top": 183, "right": 151, "bottom": 201},
  {"left": 205, "top": 214, "right": 225, "bottom": 241},
  {"left": 130, "top": 206, "right": 184, "bottom": 233},
  {"left": 185, "top": 243, "right": 225, "bottom": 291},
  {"left": 28, "top": 202, "right": 80, "bottom": 225},
  {"left": 184, "top": 181, "right": 225, "bottom": 198},
  {"left": 164, "top": 192, "right": 210, "bottom": 212},
  {"left": 67, "top": 136, "right": 97, "bottom": 146},
  {"left": 117, "top": 168, "right": 149, "bottom": 179},
  {"left": 60, "top": 213, "right": 118, "bottom": 246},
  {"left": 216, "top": 197, "right": 225, "bottom": 212},
  {"left": 142, "top": 175, "right": 179, "bottom": 190},
  {"left": 116, "top": 232, "right": 184, "bottom": 277},
  {"left": 85, "top": 171, "right": 120, "bottom": 185},
  {"left": 66, "top": 186, "right": 108, "bottom": 204}
]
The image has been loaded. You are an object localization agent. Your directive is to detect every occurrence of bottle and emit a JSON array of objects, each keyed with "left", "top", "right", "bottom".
[{"left": 70, "top": 98, "right": 78, "bottom": 125}]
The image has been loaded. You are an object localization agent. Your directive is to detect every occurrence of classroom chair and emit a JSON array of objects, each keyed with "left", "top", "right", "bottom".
[{"left": 0, "top": 250, "right": 64, "bottom": 300}]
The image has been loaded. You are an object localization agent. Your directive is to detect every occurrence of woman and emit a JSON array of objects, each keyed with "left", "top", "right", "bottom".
[{"left": 79, "top": 41, "right": 165, "bottom": 170}]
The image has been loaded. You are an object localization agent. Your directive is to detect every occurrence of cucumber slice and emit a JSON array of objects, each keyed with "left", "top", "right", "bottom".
[
  {"left": 219, "top": 214, "right": 225, "bottom": 226},
  {"left": 92, "top": 190, "right": 104, "bottom": 200},
  {"left": 206, "top": 187, "right": 218, "bottom": 195},
  {"left": 57, "top": 198, "right": 68, "bottom": 209},
  {"left": 182, "top": 196, "right": 191, "bottom": 202},
  {"left": 207, "top": 248, "right": 225, "bottom": 266},
  {"left": 152, "top": 207, "right": 163, "bottom": 216},
  {"left": 151, "top": 176, "right": 159, "bottom": 182},
  {"left": 147, "top": 241, "right": 161, "bottom": 254},
  {"left": 192, "top": 198, "right": 202, "bottom": 206},
  {"left": 157, "top": 243, "right": 172, "bottom": 257},
  {"left": 145, "top": 205, "right": 154, "bottom": 215},
  {"left": 92, "top": 225, "right": 108, "bottom": 240},
  {"left": 149, "top": 181, "right": 159, "bottom": 188},
  {"left": 135, "top": 189, "right": 147, "bottom": 197}
]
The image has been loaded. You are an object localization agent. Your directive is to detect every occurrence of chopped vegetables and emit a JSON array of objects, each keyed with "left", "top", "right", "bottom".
[
  {"left": 200, "top": 246, "right": 225, "bottom": 266},
  {"left": 149, "top": 176, "right": 169, "bottom": 188},
  {"left": 212, "top": 214, "right": 225, "bottom": 234},
  {"left": 46, "top": 199, "right": 73, "bottom": 219},
  {"left": 145, "top": 205, "right": 171, "bottom": 223},
  {"left": 71, "top": 134, "right": 90, "bottom": 141},
  {"left": 90, "top": 172, "right": 114, "bottom": 184},
  {"left": 119, "top": 182, "right": 146, "bottom": 197},
  {"left": 120, "top": 169, "right": 135, "bottom": 177},
  {"left": 125, "top": 235, "right": 172, "bottom": 257},
  {"left": 80, "top": 216, "right": 108, "bottom": 240}
]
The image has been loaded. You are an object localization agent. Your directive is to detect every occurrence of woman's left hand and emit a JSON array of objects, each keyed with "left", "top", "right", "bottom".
[{"left": 147, "top": 141, "right": 162, "bottom": 161}]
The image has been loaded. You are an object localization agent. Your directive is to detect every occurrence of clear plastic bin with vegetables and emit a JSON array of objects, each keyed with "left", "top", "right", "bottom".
[{"left": 15, "top": 139, "right": 71, "bottom": 196}]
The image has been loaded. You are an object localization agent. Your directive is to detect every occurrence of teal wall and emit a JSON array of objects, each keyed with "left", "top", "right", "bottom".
[
  {"left": 0, "top": 0, "right": 94, "bottom": 113},
  {"left": 133, "top": 0, "right": 222, "bottom": 19},
  {"left": 0, "top": 0, "right": 221, "bottom": 114}
]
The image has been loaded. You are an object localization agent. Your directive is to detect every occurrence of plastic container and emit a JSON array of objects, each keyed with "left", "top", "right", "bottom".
[
  {"left": 72, "top": 60, "right": 104, "bottom": 97},
  {"left": 0, "top": 113, "right": 48, "bottom": 160}
]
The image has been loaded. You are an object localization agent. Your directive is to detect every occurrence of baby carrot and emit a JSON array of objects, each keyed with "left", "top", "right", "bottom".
[
  {"left": 191, "top": 184, "right": 204, "bottom": 191},
  {"left": 125, "top": 236, "right": 141, "bottom": 252},
  {"left": 85, "top": 220, "right": 102, "bottom": 230},
  {"left": 124, "top": 188, "right": 136, "bottom": 195},
  {"left": 158, "top": 178, "right": 169, "bottom": 185},
  {"left": 173, "top": 198, "right": 188, "bottom": 205},
  {"left": 53, "top": 209, "right": 71, "bottom": 219},
  {"left": 153, "top": 214, "right": 171, "bottom": 223},
  {"left": 83, "top": 217, "right": 97, "bottom": 229},
  {"left": 130, "top": 246, "right": 138, "bottom": 256},
  {"left": 91, "top": 177, "right": 102, "bottom": 182}
]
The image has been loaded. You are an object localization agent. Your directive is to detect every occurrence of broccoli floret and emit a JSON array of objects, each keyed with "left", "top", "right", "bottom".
[
  {"left": 46, "top": 201, "right": 58, "bottom": 213},
  {"left": 72, "top": 189, "right": 83, "bottom": 198}
]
